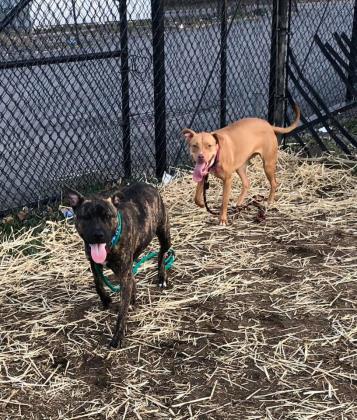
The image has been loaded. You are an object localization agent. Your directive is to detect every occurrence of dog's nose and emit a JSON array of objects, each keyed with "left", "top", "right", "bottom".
[
  {"left": 197, "top": 154, "right": 204, "bottom": 162},
  {"left": 93, "top": 231, "right": 105, "bottom": 243}
]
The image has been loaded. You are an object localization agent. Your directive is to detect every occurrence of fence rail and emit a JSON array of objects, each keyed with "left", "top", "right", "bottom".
[{"left": 0, "top": 0, "right": 356, "bottom": 213}]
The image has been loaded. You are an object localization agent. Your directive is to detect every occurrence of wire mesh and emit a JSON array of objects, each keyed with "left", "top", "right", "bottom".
[{"left": 0, "top": 0, "right": 356, "bottom": 213}]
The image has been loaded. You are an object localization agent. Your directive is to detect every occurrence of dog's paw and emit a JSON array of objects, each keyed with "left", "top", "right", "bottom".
[
  {"left": 101, "top": 296, "right": 112, "bottom": 310},
  {"left": 158, "top": 279, "right": 167, "bottom": 289},
  {"left": 219, "top": 219, "right": 227, "bottom": 226},
  {"left": 195, "top": 200, "right": 205, "bottom": 208},
  {"left": 109, "top": 336, "right": 122, "bottom": 349}
]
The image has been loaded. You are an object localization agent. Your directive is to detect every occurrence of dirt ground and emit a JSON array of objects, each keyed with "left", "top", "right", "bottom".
[{"left": 0, "top": 152, "right": 356, "bottom": 419}]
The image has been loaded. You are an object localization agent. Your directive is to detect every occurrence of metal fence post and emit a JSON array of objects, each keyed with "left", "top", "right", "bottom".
[
  {"left": 219, "top": 0, "right": 227, "bottom": 128},
  {"left": 268, "top": 0, "right": 290, "bottom": 127},
  {"left": 119, "top": 0, "right": 131, "bottom": 178},
  {"left": 71, "top": 0, "right": 80, "bottom": 46},
  {"left": 151, "top": 0, "right": 167, "bottom": 179},
  {"left": 346, "top": 0, "right": 357, "bottom": 101}
]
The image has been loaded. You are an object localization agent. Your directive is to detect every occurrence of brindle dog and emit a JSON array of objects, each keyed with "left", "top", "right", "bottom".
[{"left": 66, "top": 183, "right": 171, "bottom": 348}]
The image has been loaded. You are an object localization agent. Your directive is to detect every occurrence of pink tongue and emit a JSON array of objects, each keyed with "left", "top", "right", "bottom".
[
  {"left": 193, "top": 162, "right": 207, "bottom": 182},
  {"left": 90, "top": 243, "right": 107, "bottom": 264}
]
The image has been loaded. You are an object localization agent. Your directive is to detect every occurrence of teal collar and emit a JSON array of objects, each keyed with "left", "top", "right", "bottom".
[
  {"left": 94, "top": 210, "right": 175, "bottom": 294},
  {"left": 110, "top": 211, "right": 122, "bottom": 249}
]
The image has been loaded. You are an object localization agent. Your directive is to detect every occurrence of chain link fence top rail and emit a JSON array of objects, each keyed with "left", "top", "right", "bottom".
[{"left": 0, "top": 0, "right": 356, "bottom": 213}]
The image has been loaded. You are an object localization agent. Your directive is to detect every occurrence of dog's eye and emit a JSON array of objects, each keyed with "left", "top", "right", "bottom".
[
  {"left": 191, "top": 145, "right": 198, "bottom": 150},
  {"left": 103, "top": 212, "right": 114, "bottom": 220}
]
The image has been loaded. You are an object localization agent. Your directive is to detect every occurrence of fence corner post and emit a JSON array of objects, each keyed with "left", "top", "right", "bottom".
[
  {"left": 346, "top": 0, "right": 357, "bottom": 102},
  {"left": 268, "top": 0, "right": 290, "bottom": 128},
  {"left": 119, "top": 0, "right": 131, "bottom": 179},
  {"left": 219, "top": 0, "right": 228, "bottom": 128},
  {"left": 151, "top": 0, "right": 167, "bottom": 179}
]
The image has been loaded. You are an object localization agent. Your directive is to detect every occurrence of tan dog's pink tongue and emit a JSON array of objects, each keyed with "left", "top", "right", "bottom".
[
  {"left": 193, "top": 162, "right": 206, "bottom": 182},
  {"left": 90, "top": 243, "right": 107, "bottom": 264}
]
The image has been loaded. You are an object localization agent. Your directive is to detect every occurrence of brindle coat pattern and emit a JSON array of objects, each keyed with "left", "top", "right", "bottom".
[{"left": 67, "top": 183, "right": 171, "bottom": 348}]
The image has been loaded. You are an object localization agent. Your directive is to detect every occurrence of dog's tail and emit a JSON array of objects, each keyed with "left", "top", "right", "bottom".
[{"left": 271, "top": 103, "right": 300, "bottom": 134}]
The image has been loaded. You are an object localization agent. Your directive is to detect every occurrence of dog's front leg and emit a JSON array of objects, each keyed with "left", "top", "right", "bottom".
[
  {"left": 220, "top": 176, "right": 233, "bottom": 225},
  {"left": 194, "top": 180, "right": 205, "bottom": 208},
  {"left": 109, "top": 265, "right": 133, "bottom": 348},
  {"left": 90, "top": 261, "right": 112, "bottom": 309}
]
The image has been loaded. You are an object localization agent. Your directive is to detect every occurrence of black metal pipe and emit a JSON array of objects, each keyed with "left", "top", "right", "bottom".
[
  {"left": 71, "top": 0, "right": 81, "bottom": 47},
  {"left": 119, "top": 0, "right": 131, "bottom": 178},
  {"left": 346, "top": 0, "right": 357, "bottom": 101},
  {"left": 289, "top": 69, "right": 351, "bottom": 154},
  {"left": 333, "top": 33, "right": 350, "bottom": 61},
  {"left": 0, "top": 50, "right": 121, "bottom": 70},
  {"left": 324, "top": 42, "right": 349, "bottom": 72},
  {"left": 288, "top": 59, "right": 354, "bottom": 153},
  {"left": 268, "top": 0, "right": 278, "bottom": 123},
  {"left": 268, "top": 0, "right": 290, "bottom": 126},
  {"left": 219, "top": 0, "right": 227, "bottom": 128},
  {"left": 151, "top": 0, "right": 167, "bottom": 179},
  {"left": 289, "top": 52, "right": 357, "bottom": 147},
  {"left": 315, "top": 35, "right": 356, "bottom": 97}
]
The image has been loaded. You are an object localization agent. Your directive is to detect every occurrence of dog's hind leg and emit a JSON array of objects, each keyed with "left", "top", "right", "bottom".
[
  {"left": 263, "top": 158, "right": 278, "bottom": 204},
  {"left": 156, "top": 213, "right": 171, "bottom": 288},
  {"left": 236, "top": 163, "right": 250, "bottom": 206},
  {"left": 90, "top": 261, "right": 112, "bottom": 309}
]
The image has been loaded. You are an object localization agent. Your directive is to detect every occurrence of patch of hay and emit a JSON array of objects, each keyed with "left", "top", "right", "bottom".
[{"left": 1, "top": 151, "right": 356, "bottom": 419}]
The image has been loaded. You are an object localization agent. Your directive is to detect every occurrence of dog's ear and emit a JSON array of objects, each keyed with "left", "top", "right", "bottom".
[
  {"left": 111, "top": 192, "right": 124, "bottom": 208},
  {"left": 182, "top": 128, "right": 196, "bottom": 142},
  {"left": 64, "top": 186, "right": 84, "bottom": 211}
]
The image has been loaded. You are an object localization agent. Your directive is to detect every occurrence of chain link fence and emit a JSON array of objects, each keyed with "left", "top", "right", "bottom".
[{"left": 0, "top": 0, "right": 356, "bottom": 213}]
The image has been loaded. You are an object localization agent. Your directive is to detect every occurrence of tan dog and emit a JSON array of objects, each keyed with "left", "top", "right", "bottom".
[{"left": 182, "top": 105, "right": 300, "bottom": 225}]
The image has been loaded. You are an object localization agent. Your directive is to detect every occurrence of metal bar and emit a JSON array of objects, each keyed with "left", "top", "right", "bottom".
[
  {"left": 119, "top": 0, "right": 131, "bottom": 178},
  {"left": 71, "top": 0, "right": 81, "bottom": 46},
  {"left": 288, "top": 69, "right": 351, "bottom": 154},
  {"left": 346, "top": 0, "right": 357, "bottom": 101},
  {"left": 151, "top": 0, "right": 167, "bottom": 179},
  {"left": 324, "top": 42, "right": 349, "bottom": 72},
  {"left": 268, "top": 0, "right": 278, "bottom": 123},
  {"left": 289, "top": 52, "right": 357, "bottom": 147},
  {"left": 0, "top": 0, "right": 32, "bottom": 32},
  {"left": 291, "top": 101, "right": 357, "bottom": 135},
  {"left": 219, "top": 0, "right": 227, "bottom": 128},
  {"left": 315, "top": 35, "right": 356, "bottom": 96},
  {"left": 288, "top": 58, "right": 354, "bottom": 153},
  {"left": 333, "top": 32, "right": 351, "bottom": 61},
  {"left": 341, "top": 32, "right": 352, "bottom": 49},
  {"left": 0, "top": 50, "right": 121, "bottom": 70},
  {"left": 268, "top": 0, "right": 290, "bottom": 126}
]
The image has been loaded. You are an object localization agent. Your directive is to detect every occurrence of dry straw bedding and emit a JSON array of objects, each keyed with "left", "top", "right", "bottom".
[{"left": 0, "top": 152, "right": 356, "bottom": 419}]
